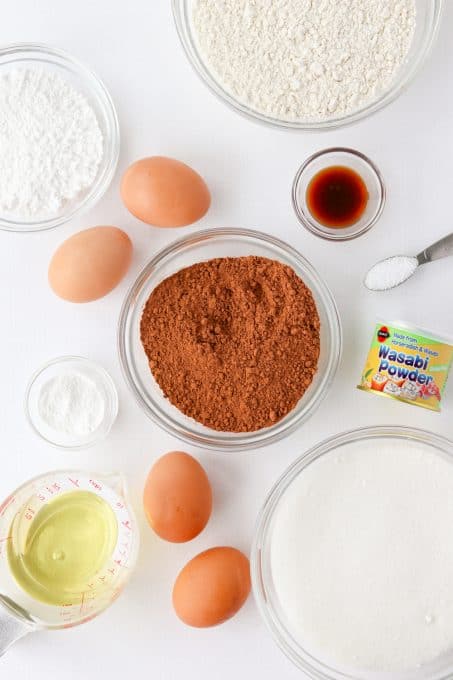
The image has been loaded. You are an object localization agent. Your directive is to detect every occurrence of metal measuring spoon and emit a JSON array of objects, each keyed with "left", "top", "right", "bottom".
[{"left": 364, "top": 232, "right": 453, "bottom": 291}]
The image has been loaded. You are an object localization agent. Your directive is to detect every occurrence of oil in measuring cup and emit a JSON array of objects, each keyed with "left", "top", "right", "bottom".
[
  {"left": 8, "top": 489, "right": 119, "bottom": 606},
  {"left": 0, "top": 471, "right": 139, "bottom": 654}
]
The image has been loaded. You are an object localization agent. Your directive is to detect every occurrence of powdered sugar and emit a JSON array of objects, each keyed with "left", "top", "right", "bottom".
[
  {"left": 365, "top": 255, "right": 418, "bottom": 290},
  {"left": 192, "top": 0, "right": 416, "bottom": 122},
  {"left": 0, "top": 68, "right": 103, "bottom": 219}
]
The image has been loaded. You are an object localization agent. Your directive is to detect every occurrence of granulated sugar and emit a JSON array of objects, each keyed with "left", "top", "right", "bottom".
[
  {"left": 192, "top": 0, "right": 416, "bottom": 122},
  {"left": 270, "top": 439, "right": 453, "bottom": 672}
]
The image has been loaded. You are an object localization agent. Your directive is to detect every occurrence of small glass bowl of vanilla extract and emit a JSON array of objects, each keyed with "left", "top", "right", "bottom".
[{"left": 292, "top": 148, "right": 386, "bottom": 241}]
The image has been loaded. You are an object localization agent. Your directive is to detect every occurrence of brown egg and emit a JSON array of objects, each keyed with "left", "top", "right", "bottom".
[
  {"left": 172, "top": 547, "right": 251, "bottom": 627},
  {"left": 143, "top": 451, "right": 212, "bottom": 543},
  {"left": 120, "top": 156, "right": 211, "bottom": 228},
  {"left": 49, "top": 226, "right": 132, "bottom": 303}
]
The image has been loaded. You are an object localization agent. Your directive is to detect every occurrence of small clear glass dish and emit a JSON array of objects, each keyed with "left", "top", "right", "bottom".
[
  {"left": 0, "top": 43, "right": 119, "bottom": 233},
  {"left": 292, "top": 148, "right": 386, "bottom": 242},
  {"left": 25, "top": 356, "right": 119, "bottom": 450},
  {"left": 172, "top": 0, "right": 443, "bottom": 130},
  {"left": 251, "top": 425, "right": 453, "bottom": 679},
  {"left": 118, "top": 228, "right": 342, "bottom": 452}
]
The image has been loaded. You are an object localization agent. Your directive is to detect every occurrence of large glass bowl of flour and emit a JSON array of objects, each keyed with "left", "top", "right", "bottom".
[
  {"left": 252, "top": 425, "right": 453, "bottom": 678},
  {"left": 173, "top": 0, "right": 443, "bottom": 130}
]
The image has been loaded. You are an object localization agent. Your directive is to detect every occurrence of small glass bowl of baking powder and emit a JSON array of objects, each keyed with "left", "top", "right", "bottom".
[
  {"left": 0, "top": 43, "right": 119, "bottom": 233},
  {"left": 292, "top": 148, "right": 386, "bottom": 241},
  {"left": 25, "top": 356, "right": 119, "bottom": 450}
]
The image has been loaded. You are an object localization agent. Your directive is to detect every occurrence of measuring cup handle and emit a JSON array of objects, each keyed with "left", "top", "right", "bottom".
[{"left": 0, "top": 599, "right": 33, "bottom": 656}]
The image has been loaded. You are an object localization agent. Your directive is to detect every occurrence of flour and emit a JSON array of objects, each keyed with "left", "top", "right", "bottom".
[
  {"left": 192, "top": 0, "right": 416, "bottom": 121},
  {"left": 38, "top": 372, "right": 105, "bottom": 438},
  {"left": 0, "top": 68, "right": 103, "bottom": 219},
  {"left": 270, "top": 439, "right": 453, "bottom": 672},
  {"left": 365, "top": 255, "right": 418, "bottom": 290}
]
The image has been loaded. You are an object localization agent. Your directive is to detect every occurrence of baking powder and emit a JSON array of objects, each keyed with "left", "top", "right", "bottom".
[
  {"left": 38, "top": 372, "right": 105, "bottom": 437},
  {"left": 193, "top": 0, "right": 416, "bottom": 121},
  {"left": 0, "top": 68, "right": 103, "bottom": 218}
]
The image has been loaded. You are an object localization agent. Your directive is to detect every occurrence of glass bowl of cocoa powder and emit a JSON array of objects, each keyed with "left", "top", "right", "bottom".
[{"left": 118, "top": 228, "right": 341, "bottom": 451}]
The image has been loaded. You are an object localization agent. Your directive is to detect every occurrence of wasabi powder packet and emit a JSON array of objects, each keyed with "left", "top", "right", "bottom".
[{"left": 357, "top": 322, "right": 453, "bottom": 412}]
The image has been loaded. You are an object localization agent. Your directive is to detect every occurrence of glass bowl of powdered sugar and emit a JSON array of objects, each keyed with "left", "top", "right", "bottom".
[
  {"left": 25, "top": 356, "right": 119, "bottom": 449},
  {"left": 0, "top": 43, "right": 119, "bottom": 232},
  {"left": 173, "top": 0, "right": 443, "bottom": 130}
]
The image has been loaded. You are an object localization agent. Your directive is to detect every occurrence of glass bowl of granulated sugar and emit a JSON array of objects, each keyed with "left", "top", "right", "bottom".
[
  {"left": 118, "top": 228, "right": 342, "bottom": 452},
  {"left": 252, "top": 425, "right": 453, "bottom": 679},
  {"left": 173, "top": 0, "right": 443, "bottom": 130},
  {"left": 0, "top": 43, "right": 119, "bottom": 232}
]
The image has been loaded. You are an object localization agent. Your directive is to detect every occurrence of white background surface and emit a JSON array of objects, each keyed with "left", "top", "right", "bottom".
[{"left": 1, "top": 2, "right": 453, "bottom": 678}]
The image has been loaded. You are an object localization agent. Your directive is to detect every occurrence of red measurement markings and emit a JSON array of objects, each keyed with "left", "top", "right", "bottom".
[
  {"left": 121, "top": 520, "right": 132, "bottom": 531},
  {"left": 0, "top": 495, "right": 16, "bottom": 516},
  {"left": 60, "top": 605, "right": 73, "bottom": 620},
  {"left": 89, "top": 479, "right": 102, "bottom": 491},
  {"left": 45, "top": 483, "right": 61, "bottom": 495},
  {"left": 24, "top": 507, "right": 36, "bottom": 521},
  {"left": 68, "top": 478, "right": 80, "bottom": 487},
  {"left": 116, "top": 502, "right": 124, "bottom": 509}
]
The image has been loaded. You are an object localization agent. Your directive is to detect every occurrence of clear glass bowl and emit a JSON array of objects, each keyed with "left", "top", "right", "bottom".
[
  {"left": 118, "top": 228, "right": 342, "bottom": 451},
  {"left": 0, "top": 43, "right": 120, "bottom": 232},
  {"left": 292, "top": 148, "right": 386, "bottom": 241},
  {"left": 25, "top": 356, "right": 119, "bottom": 450},
  {"left": 251, "top": 425, "right": 453, "bottom": 679},
  {"left": 172, "top": 0, "right": 443, "bottom": 131}
]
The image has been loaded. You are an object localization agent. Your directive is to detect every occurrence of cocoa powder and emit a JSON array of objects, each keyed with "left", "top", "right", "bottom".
[{"left": 140, "top": 256, "right": 320, "bottom": 432}]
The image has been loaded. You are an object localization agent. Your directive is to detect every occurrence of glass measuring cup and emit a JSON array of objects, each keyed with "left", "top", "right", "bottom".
[{"left": 0, "top": 470, "right": 139, "bottom": 655}]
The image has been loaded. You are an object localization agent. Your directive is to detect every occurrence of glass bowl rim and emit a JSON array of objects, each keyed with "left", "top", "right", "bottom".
[
  {"left": 24, "top": 355, "right": 119, "bottom": 450},
  {"left": 291, "top": 147, "right": 387, "bottom": 242},
  {"left": 251, "top": 424, "right": 453, "bottom": 679},
  {"left": 117, "top": 227, "right": 342, "bottom": 452},
  {"left": 172, "top": 0, "right": 444, "bottom": 131},
  {"left": 0, "top": 42, "right": 120, "bottom": 233}
]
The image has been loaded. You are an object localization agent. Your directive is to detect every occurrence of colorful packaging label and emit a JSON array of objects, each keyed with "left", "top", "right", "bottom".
[{"left": 357, "top": 322, "right": 453, "bottom": 412}]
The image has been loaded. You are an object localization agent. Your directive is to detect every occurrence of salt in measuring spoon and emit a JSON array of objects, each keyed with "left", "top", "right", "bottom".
[{"left": 364, "top": 232, "right": 453, "bottom": 291}]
